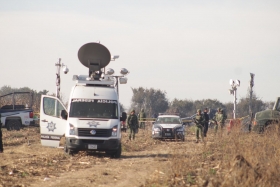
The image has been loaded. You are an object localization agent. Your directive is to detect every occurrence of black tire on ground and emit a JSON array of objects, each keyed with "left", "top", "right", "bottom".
[
  {"left": 64, "top": 145, "right": 77, "bottom": 155},
  {"left": 110, "top": 144, "right": 122, "bottom": 158},
  {"left": 6, "top": 120, "right": 22, "bottom": 131}
]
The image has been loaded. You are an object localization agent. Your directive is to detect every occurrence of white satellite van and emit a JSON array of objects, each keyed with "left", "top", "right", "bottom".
[{"left": 39, "top": 42, "right": 128, "bottom": 158}]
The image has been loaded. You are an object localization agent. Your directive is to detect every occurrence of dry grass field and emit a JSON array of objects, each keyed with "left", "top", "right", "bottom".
[{"left": 0, "top": 123, "right": 280, "bottom": 187}]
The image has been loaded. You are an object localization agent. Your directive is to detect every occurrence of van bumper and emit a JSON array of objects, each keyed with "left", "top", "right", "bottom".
[{"left": 65, "top": 138, "right": 120, "bottom": 151}]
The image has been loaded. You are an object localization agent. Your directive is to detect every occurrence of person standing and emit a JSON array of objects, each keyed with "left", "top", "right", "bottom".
[
  {"left": 127, "top": 110, "right": 138, "bottom": 140},
  {"left": 221, "top": 109, "right": 227, "bottom": 122},
  {"left": 214, "top": 109, "right": 226, "bottom": 135},
  {"left": 221, "top": 109, "right": 227, "bottom": 130},
  {"left": 194, "top": 109, "right": 205, "bottom": 143},
  {"left": 120, "top": 112, "right": 127, "bottom": 132},
  {"left": 213, "top": 108, "right": 221, "bottom": 134},
  {"left": 139, "top": 108, "right": 146, "bottom": 129},
  {"left": 203, "top": 108, "right": 209, "bottom": 137},
  {"left": 0, "top": 113, "right": 3, "bottom": 153}
]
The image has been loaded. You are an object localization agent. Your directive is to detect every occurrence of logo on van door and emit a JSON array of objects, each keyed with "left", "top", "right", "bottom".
[
  {"left": 47, "top": 122, "right": 56, "bottom": 132},
  {"left": 87, "top": 121, "right": 100, "bottom": 127}
]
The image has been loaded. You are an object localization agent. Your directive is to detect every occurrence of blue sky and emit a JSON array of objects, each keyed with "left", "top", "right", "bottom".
[{"left": 1, "top": 1, "right": 280, "bottom": 109}]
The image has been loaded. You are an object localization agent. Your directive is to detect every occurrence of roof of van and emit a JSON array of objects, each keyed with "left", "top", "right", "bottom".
[{"left": 70, "top": 85, "right": 118, "bottom": 100}]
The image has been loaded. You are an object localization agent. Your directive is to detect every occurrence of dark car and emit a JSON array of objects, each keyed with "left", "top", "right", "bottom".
[{"left": 152, "top": 115, "right": 185, "bottom": 141}]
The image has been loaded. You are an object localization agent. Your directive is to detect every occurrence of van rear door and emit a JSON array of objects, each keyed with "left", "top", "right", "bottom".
[{"left": 40, "top": 95, "right": 67, "bottom": 147}]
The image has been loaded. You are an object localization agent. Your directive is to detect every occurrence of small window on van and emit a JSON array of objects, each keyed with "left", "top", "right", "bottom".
[{"left": 43, "top": 97, "right": 65, "bottom": 118}]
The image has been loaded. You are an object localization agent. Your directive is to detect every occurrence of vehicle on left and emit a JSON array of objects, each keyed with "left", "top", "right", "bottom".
[{"left": 0, "top": 92, "right": 34, "bottom": 131}]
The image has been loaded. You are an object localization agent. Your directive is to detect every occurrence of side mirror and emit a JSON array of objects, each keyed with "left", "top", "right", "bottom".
[{"left": 60, "top": 110, "right": 68, "bottom": 120}]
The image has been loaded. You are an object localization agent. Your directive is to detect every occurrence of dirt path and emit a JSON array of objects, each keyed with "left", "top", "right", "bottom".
[
  {"left": 0, "top": 127, "right": 208, "bottom": 187},
  {"left": 31, "top": 135, "right": 205, "bottom": 187},
  {"left": 31, "top": 148, "right": 169, "bottom": 187}
]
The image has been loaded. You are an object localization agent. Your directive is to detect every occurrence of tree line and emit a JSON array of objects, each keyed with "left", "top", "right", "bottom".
[
  {"left": 129, "top": 87, "right": 275, "bottom": 119},
  {"left": 0, "top": 86, "right": 275, "bottom": 119}
]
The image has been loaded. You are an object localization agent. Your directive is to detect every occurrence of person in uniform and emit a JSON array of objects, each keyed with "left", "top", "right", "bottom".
[
  {"left": 214, "top": 108, "right": 227, "bottom": 135},
  {"left": 221, "top": 109, "right": 227, "bottom": 130},
  {"left": 139, "top": 108, "right": 146, "bottom": 129},
  {"left": 194, "top": 109, "right": 205, "bottom": 143},
  {"left": 213, "top": 108, "right": 221, "bottom": 133},
  {"left": 203, "top": 108, "right": 209, "bottom": 137},
  {"left": 127, "top": 110, "right": 139, "bottom": 140},
  {"left": 0, "top": 113, "right": 3, "bottom": 153}
]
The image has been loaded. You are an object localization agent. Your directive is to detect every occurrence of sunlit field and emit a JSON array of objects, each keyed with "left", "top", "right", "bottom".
[{"left": 0, "top": 123, "right": 280, "bottom": 187}]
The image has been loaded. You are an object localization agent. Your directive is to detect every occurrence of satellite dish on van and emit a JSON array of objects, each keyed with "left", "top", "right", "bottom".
[{"left": 78, "top": 42, "right": 111, "bottom": 73}]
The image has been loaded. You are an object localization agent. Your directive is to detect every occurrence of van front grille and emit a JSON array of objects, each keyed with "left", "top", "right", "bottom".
[{"left": 77, "top": 128, "right": 112, "bottom": 137}]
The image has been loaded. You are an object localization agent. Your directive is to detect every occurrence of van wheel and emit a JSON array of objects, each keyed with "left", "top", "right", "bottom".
[
  {"left": 6, "top": 120, "right": 22, "bottom": 131},
  {"left": 64, "top": 145, "right": 76, "bottom": 155},
  {"left": 110, "top": 144, "right": 122, "bottom": 158}
]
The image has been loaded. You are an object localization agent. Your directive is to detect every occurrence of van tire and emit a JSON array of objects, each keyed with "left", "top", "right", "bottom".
[
  {"left": 110, "top": 144, "right": 122, "bottom": 158},
  {"left": 64, "top": 145, "right": 75, "bottom": 155},
  {"left": 6, "top": 120, "right": 22, "bottom": 131}
]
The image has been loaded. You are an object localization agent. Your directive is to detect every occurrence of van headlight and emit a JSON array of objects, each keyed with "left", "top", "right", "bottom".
[
  {"left": 112, "top": 125, "right": 118, "bottom": 136},
  {"left": 69, "top": 124, "right": 75, "bottom": 135},
  {"left": 153, "top": 127, "right": 161, "bottom": 132}
]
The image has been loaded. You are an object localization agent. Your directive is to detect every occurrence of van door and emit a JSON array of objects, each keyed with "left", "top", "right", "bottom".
[{"left": 40, "top": 95, "right": 67, "bottom": 147}]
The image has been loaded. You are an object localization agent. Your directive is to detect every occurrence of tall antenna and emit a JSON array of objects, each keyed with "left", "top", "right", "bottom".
[{"left": 55, "top": 58, "right": 69, "bottom": 99}]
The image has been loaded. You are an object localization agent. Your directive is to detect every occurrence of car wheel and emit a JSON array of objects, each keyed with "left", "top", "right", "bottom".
[{"left": 6, "top": 120, "right": 22, "bottom": 131}]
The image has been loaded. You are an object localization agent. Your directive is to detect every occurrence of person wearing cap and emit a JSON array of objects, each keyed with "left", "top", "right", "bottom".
[
  {"left": 193, "top": 109, "right": 205, "bottom": 143},
  {"left": 203, "top": 108, "right": 209, "bottom": 137},
  {"left": 139, "top": 108, "right": 146, "bottom": 129},
  {"left": 127, "top": 109, "right": 139, "bottom": 140}
]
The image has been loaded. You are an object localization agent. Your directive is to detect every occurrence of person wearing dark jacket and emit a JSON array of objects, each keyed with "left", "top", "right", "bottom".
[
  {"left": 127, "top": 110, "right": 139, "bottom": 140},
  {"left": 203, "top": 108, "right": 209, "bottom": 137},
  {"left": 120, "top": 112, "right": 127, "bottom": 132}
]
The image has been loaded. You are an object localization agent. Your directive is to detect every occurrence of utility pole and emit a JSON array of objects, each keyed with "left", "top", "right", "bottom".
[
  {"left": 55, "top": 58, "right": 69, "bottom": 99},
  {"left": 249, "top": 73, "right": 255, "bottom": 131},
  {"left": 229, "top": 79, "right": 241, "bottom": 119},
  {"left": 55, "top": 58, "right": 61, "bottom": 98}
]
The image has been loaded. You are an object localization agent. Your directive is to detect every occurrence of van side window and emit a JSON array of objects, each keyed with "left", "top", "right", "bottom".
[{"left": 43, "top": 97, "right": 65, "bottom": 118}]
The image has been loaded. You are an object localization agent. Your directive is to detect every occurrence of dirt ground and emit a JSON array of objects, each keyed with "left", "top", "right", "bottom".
[{"left": 0, "top": 125, "right": 214, "bottom": 187}]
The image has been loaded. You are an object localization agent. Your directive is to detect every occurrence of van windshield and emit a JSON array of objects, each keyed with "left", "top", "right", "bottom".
[{"left": 69, "top": 99, "right": 118, "bottom": 119}]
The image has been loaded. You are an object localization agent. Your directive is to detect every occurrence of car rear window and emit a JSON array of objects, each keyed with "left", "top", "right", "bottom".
[{"left": 157, "top": 117, "right": 181, "bottom": 124}]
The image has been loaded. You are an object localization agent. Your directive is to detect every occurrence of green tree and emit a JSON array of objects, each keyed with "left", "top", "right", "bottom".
[
  {"left": 130, "top": 87, "right": 169, "bottom": 117},
  {"left": 170, "top": 98, "right": 225, "bottom": 118},
  {"left": 169, "top": 99, "right": 194, "bottom": 117},
  {"left": 237, "top": 95, "right": 266, "bottom": 117}
]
